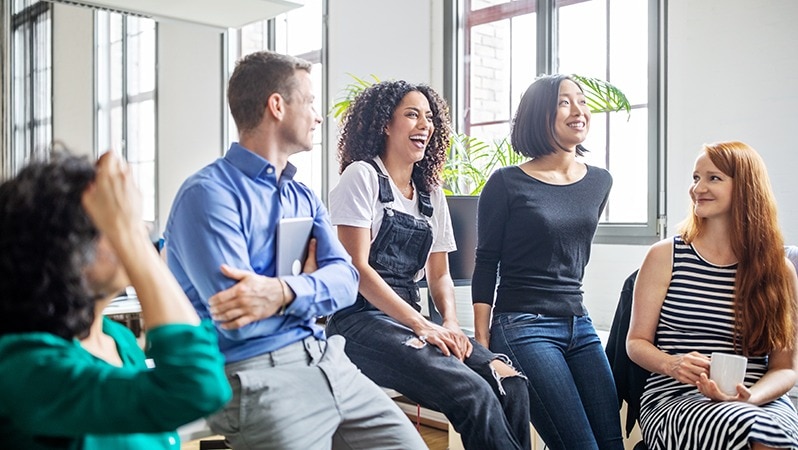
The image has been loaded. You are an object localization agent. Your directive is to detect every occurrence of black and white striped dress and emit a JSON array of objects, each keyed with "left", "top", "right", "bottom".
[{"left": 640, "top": 236, "right": 798, "bottom": 449}]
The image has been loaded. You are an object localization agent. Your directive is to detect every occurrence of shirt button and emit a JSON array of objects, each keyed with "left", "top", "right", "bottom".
[{"left": 266, "top": 167, "right": 274, "bottom": 174}]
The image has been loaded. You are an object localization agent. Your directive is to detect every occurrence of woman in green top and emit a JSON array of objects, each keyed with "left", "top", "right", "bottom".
[{"left": 0, "top": 151, "right": 231, "bottom": 449}]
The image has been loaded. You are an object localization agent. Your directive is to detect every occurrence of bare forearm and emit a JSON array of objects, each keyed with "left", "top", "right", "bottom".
[
  {"left": 473, "top": 303, "right": 492, "bottom": 347},
  {"left": 111, "top": 225, "right": 199, "bottom": 328},
  {"left": 627, "top": 338, "right": 670, "bottom": 375},
  {"left": 748, "top": 368, "right": 798, "bottom": 405},
  {"left": 428, "top": 273, "right": 458, "bottom": 324}
]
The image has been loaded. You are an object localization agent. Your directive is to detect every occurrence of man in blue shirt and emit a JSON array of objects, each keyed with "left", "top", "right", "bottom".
[{"left": 164, "top": 51, "right": 425, "bottom": 449}]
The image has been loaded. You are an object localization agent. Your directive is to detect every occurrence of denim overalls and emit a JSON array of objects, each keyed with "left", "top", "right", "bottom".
[
  {"left": 339, "top": 160, "right": 434, "bottom": 317},
  {"left": 326, "top": 159, "right": 531, "bottom": 450}
]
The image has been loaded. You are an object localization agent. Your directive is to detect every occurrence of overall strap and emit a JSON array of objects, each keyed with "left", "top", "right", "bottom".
[
  {"left": 365, "top": 160, "right": 394, "bottom": 204},
  {"left": 417, "top": 191, "right": 433, "bottom": 218},
  {"left": 365, "top": 159, "right": 434, "bottom": 218}
]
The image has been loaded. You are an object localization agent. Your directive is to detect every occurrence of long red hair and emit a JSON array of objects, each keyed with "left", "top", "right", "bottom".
[{"left": 680, "top": 141, "right": 796, "bottom": 356}]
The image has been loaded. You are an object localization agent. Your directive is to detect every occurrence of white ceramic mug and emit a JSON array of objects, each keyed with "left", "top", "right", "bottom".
[{"left": 710, "top": 352, "right": 747, "bottom": 396}]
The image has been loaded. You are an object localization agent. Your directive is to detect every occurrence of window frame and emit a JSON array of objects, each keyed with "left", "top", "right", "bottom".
[
  {"left": 7, "top": 0, "right": 52, "bottom": 176},
  {"left": 448, "top": 0, "right": 663, "bottom": 244},
  {"left": 94, "top": 11, "right": 159, "bottom": 228}
]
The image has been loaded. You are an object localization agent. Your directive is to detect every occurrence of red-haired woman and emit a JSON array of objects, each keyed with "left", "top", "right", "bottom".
[{"left": 628, "top": 141, "right": 798, "bottom": 449}]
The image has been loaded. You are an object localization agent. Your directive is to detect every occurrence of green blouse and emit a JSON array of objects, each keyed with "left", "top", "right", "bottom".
[{"left": 0, "top": 318, "right": 231, "bottom": 449}]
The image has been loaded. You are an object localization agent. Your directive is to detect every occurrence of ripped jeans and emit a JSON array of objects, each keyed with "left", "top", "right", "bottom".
[{"left": 326, "top": 310, "right": 531, "bottom": 450}]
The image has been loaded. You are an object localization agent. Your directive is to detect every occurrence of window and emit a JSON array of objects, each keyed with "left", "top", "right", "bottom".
[
  {"left": 226, "top": 0, "right": 326, "bottom": 198},
  {"left": 8, "top": 0, "right": 52, "bottom": 175},
  {"left": 95, "top": 11, "right": 157, "bottom": 225},
  {"left": 457, "top": 0, "right": 661, "bottom": 243}
]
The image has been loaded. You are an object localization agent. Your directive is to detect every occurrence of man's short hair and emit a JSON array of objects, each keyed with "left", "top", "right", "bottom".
[{"left": 227, "top": 51, "right": 312, "bottom": 134}]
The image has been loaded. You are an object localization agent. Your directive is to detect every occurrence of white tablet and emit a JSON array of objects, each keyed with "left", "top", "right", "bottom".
[{"left": 275, "top": 217, "right": 313, "bottom": 276}]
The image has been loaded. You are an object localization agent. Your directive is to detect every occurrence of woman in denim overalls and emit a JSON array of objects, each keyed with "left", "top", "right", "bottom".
[{"left": 327, "top": 80, "right": 531, "bottom": 450}]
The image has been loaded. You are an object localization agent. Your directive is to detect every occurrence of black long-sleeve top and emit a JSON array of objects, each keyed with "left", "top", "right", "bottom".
[{"left": 471, "top": 164, "right": 612, "bottom": 316}]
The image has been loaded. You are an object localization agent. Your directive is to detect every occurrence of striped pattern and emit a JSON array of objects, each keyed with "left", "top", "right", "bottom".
[{"left": 640, "top": 236, "right": 798, "bottom": 449}]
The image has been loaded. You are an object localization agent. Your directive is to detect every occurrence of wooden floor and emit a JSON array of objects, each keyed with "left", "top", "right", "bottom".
[{"left": 181, "top": 424, "right": 448, "bottom": 450}]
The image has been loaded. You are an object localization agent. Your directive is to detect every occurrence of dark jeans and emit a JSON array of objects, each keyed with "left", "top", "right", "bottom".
[
  {"left": 491, "top": 313, "right": 624, "bottom": 450},
  {"left": 327, "top": 310, "right": 531, "bottom": 450}
]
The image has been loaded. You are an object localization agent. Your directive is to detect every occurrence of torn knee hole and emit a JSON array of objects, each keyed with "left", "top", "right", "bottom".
[
  {"left": 404, "top": 337, "right": 427, "bottom": 349},
  {"left": 490, "top": 359, "right": 522, "bottom": 378}
]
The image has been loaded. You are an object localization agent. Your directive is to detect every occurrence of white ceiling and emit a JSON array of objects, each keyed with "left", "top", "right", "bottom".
[{"left": 48, "top": 0, "right": 305, "bottom": 29}]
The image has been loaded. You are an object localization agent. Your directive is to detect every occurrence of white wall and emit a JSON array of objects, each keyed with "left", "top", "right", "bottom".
[
  {"left": 156, "top": 20, "right": 225, "bottom": 229},
  {"left": 665, "top": 0, "right": 798, "bottom": 244},
  {"left": 52, "top": 4, "right": 93, "bottom": 156}
]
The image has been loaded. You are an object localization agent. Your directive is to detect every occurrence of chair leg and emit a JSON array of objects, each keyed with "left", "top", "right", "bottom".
[{"left": 199, "top": 439, "right": 230, "bottom": 450}]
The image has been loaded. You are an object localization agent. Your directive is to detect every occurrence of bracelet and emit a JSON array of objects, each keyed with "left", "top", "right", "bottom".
[{"left": 277, "top": 278, "right": 288, "bottom": 315}]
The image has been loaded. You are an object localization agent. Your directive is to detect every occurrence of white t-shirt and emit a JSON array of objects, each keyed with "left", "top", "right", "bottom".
[{"left": 329, "top": 157, "right": 456, "bottom": 281}]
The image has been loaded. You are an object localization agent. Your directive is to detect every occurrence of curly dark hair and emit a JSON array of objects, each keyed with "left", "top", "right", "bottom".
[
  {"left": 337, "top": 80, "right": 452, "bottom": 192},
  {"left": 0, "top": 152, "right": 98, "bottom": 340}
]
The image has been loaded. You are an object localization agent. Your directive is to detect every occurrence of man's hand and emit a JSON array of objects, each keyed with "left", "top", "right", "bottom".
[
  {"left": 209, "top": 265, "right": 284, "bottom": 329},
  {"left": 209, "top": 238, "right": 317, "bottom": 330}
]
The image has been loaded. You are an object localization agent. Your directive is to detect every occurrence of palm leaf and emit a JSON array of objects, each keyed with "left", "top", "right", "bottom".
[
  {"left": 571, "top": 74, "right": 631, "bottom": 118},
  {"left": 329, "top": 73, "right": 381, "bottom": 122}
]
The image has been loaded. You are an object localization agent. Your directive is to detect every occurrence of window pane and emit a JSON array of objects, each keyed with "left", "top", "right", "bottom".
[
  {"left": 471, "top": 0, "right": 512, "bottom": 11},
  {"left": 510, "top": 13, "right": 536, "bottom": 111},
  {"left": 557, "top": 0, "right": 607, "bottom": 78},
  {"left": 277, "top": 0, "right": 322, "bottom": 56},
  {"left": 10, "top": 1, "right": 51, "bottom": 170},
  {"left": 469, "top": 122, "right": 511, "bottom": 146},
  {"left": 96, "top": 12, "right": 157, "bottom": 224},
  {"left": 130, "top": 161, "right": 156, "bottom": 222},
  {"left": 240, "top": 21, "right": 269, "bottom": 54},
  {"left": 605, "top": 108, "right": 648, "bottom": 222},
  {"left": 469, "top": 19, "right": 512, "bottom": 126},
  {"left": 127, "top": 17, "right": 156, "bottom": 96},
  {"left": 609, "top": 0, "right": 648, "bottom": 104},
  {"left": 127, "top": 99, "right": 156, "bottom": 163}
]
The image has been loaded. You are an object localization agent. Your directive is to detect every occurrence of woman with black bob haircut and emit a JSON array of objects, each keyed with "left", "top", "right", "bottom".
[
  {"left": 511, "top": 74, "right": 590, "bottom": 159},
  {"left": 327, "top": 80, "right": 532, "bottom": 450},
  {"left": 0, "top": 151, "right": 230, "bottom": 449},
  {"left": 473, "top": 74, "right": 624, "bottom": 449}
]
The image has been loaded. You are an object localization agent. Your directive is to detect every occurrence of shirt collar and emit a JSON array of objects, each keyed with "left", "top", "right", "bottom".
[{"left": 225, "top": 142, "right": 297, "bottom": 182}]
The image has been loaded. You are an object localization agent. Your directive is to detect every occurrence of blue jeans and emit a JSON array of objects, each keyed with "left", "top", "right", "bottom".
[
  {"left": 490, "top": 313, "right": 624, "bottom": 450},
  {"left": 327, "top": 310, "right": 531, "bottom": 450}
]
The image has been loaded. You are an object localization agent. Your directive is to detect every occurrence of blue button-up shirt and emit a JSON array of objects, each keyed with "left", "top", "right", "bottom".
[{"left": 164, "top": 143, "right": 359, "bottom": 363}]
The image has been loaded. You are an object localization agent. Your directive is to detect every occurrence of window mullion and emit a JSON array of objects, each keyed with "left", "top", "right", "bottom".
[
  {"left": 537, "top": 0, "right": 555, "bottom": 75},
  {"left": 121, "top": 15, "right": 128, "bottom": 159}
]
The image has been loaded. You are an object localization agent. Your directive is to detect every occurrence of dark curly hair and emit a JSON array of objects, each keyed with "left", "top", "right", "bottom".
[
  {"left": 337, "top": 81, "right": 452, "bottom": 193},
  {"left": 0, "top": 152, "right": 98, "bottom": 340}
]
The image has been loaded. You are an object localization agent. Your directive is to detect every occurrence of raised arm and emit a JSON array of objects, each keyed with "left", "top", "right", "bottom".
[
  {"left": 82, "top": 152, "right": 199, "bottom": 328},
  {"left": 2, "top": 152, "right": 230, "bottom": 436}
]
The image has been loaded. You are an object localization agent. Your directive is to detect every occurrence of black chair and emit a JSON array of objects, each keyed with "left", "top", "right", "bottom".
[{"left": 605, "top": 269, "right": 649, "bottom": 450}]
